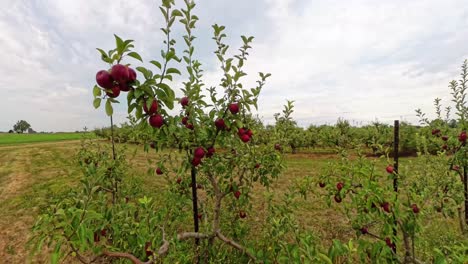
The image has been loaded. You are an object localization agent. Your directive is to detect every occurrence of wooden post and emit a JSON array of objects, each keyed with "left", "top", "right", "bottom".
[
  {"left": 191, "top": 167, "right": 200, "bottom": 245},
  {"left": 393, "top": 120, "right": 399, "bottom": 192},
  {"left": 392, "top": 120, "right": 399, "bottom": 253},
  {"left": 464, "top": 166, "right": 468, "bottom": 227}
]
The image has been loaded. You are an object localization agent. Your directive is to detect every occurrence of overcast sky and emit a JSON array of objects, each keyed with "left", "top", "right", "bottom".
[{"left": 0, "top": 0, "right": 467, "bottom": 132}]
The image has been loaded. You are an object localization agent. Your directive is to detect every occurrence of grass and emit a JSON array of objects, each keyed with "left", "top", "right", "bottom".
[
  {"left": 0, "top": 132, "right": 92, "bottom": 145},
  {"left": 0, "top": 141, "right": 465, "bottom": 262}
]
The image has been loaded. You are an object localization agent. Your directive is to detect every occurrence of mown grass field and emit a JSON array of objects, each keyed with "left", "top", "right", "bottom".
[
  {"left": 0, "top": 141, "right": 464, "bottom": 263},
  {"left": 0, "top": 132, "right": 92, "bottom": 146}
]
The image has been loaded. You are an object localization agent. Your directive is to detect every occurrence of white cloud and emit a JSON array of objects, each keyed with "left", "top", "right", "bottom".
[
  {"left": 0, "top": 0, "right": 467, "bottom": 131},
  {"left": 239, "top": 0, "right": 468, "bottom": 126}
]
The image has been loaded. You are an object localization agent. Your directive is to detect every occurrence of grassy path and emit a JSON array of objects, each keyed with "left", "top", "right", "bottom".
[{"left": 0, "top": 141, "right": 81, "bottom": 263}]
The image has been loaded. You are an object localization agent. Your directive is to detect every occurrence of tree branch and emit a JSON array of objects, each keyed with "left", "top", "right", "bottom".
[
  {"left": 206, "top": 172, "right": 222, "bottom": 233},
  {"left": 216, "top": 231, "right": 256, "bottom": 261},
  {"left": 177, "top": 232, "right": 212, "bottom": 240},
  {"left": 157, "top": 227, "right": 170, "bottom": 257},
  {"left": 102, "top": 250, "right": 150, "bottom": 264}
]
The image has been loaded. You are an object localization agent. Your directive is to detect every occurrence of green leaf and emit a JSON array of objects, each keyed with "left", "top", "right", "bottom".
[
  {"left": 105, "top": 99, "right": 113, "bottom": 116},
  {"left": 96, "top": 48, "right": 111, "bottom": 63},
  {"left": 128, "top": 103, "right": 137, "bottom": 114},
  {"left": 127, "top": 52, "right": 143, "bottom": 62},
  {"left": 93, "top": 85, "right": 102, "bottom": 97},
  {"left": 136, "top": 67, "right": 153, "bottom": 79},
  {"left": 123, "top": 39, "right": 134, "bottom": 50},
  {"left": 96, "top": 48, "right": 107, "bottom": 57},
  {"left": 166, "top": 68, "right": 181, "bottom": 75},
  {"left": 93, "top": 98, "right": 101, "bottom": 109},
  {"left": 150, "top": 60, "right": 162, "bottom": 69},
  {"left": 114, "top": 34, "right": 124, "bottom": 55},
  {"left": 157, "top": 83, "right": 175, "bottom": 102},
  {"left": 171, "top": 9, "right": 183, "bottom": 17}
]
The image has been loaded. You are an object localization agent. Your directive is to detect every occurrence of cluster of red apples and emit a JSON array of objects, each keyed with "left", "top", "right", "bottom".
[
  {"left": 432, "top": 128, "right": 467, "bottom": 151},
  {"left": 95, "top": 64, "right": 137, "bottom": 98}
]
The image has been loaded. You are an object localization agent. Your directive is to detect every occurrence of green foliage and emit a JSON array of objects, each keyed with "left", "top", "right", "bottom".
[{"left": 13, "top": 120, "right": 31, "bottom": 134}]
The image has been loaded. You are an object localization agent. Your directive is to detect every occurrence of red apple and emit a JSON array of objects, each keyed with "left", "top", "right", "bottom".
[
  {"left": 192, "top": 157, "right": 201, "bottom": 166},
  {"left": 334, "top": 194, "right": 342, "bottom": 203},
  {"left": 385, "top": 238, "right": 396, "bottom": 251},
  {"left": 149, "top": 114, "right": 164, "bottom": 128},
  {"left": 180, "top": 96, "right": 189, "bottom": 108},
  {"left": 181, "top": 116, "right": 189, "bottom": 125},
  {"left": 459, "top": 131, "right": 467, "bottom": 142},
  {"left": 240, "top": 134, "right": 250, "bottom": 143},
  {"left": 145, "top": 241, "right": 153, "bottom": 257},
  {"left": 143, "top": 99, "right": 158, "bottom": 115},
  {"left": 128, "top": 67, "right": 137, "bottom": 82},
  {"left": 197, "top": 213, "right": 202, "bottom": 219},
  {"left": 229, "top": 103, "right": 239, "bottom": 114},
  {"left": 156, "top": 167, "right": 163, "bottom": 175},
  {"left": 442, "top": 144, "right": 448, "bottom": 150},
  {"left": 150, "top": 142, "right": 156, "bottom": 149},
  {"left": 431, "top": 129, "right": 440, "bottom": 136},
  {"left": 206, "top": 146, "right": 215, "bottom": 158},
  {"left": 246, "top": 129, "right": 253, "bottom": 137},
  {"left": 106, "top": 85, "right": 120, "bottom": 98},
  {"left": 360, "top": 227, "right": 368, "bottom": 235},
  {"left": 239, "top": 210, "right": 247, "bottom": 219},
  {"left": 411, "top": 204, "right": 420, "bottom": 214},
  {"left": 186, "top": 123, "right": 194, "bottom": 130},
  {"left": 111, "top": 64, "right": 129, "bottom": 83},
  {"left": 336, "top": 182, "right": 344, "bottom": 191},
  {"left": 274, "top": 144, "right": 281, "bottom": 151},
  {"left": 238, "top": 128, "right": 246, "bottom": 136},
  {"left": 176, "top": 178, "right": 182, "bottom": 184},
  {"left": 386, "top": 165, "right": 394, "bottom": 174},
  {"left": 215, "top": 119, "right": 226, "bottom": 130},
  {"left": 119, "top": 81, "right": 130, "bottom": 92},
  {"left": 96, "top": 70, "right": 114, "bottom": 88},
  {"left": 319, "top": 182, "right": 326, "bottom": 188},
  {"left": 254, "top": 163, "right": 260, "bottom": 169},
  {"left": 385, "top": 237, "right": 392, "bottom": 247},
  {"left": 442, "top": 135, "right": 449, "bottom": 141},
  {"left": 234, "top": 190, "right": 241, "bottom": 199},
  {"left": 194, "top": 147, "right": 205, "bottom": 159},
  {"left": 381, "top": 202, "right": 391, "bottom": 213}
]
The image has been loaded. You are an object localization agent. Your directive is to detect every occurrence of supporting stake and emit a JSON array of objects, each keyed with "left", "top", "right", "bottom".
[
  {"left": 392, "top": 120, "right": 400, "bottom": 254},
  {"left": 464, "top": 165, "right": 468, "bottom": 227},
  {"left": 191, "top": 166, "right": 200, "bottom": 245},
  {"left": 393, "top": 120, "right": 399, "bottom": 192},
  {"left": 190, "top": 166, "right": 200, "bottom": 263}
]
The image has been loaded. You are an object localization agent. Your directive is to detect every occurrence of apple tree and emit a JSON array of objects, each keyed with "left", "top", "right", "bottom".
[{"left": 31, "top": 0, "right": 286, "bottom": 263}]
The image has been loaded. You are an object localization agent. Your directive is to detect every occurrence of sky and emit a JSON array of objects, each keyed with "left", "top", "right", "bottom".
[{"left": 0, "top": 0, "right": 467, "bottom": 132}]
